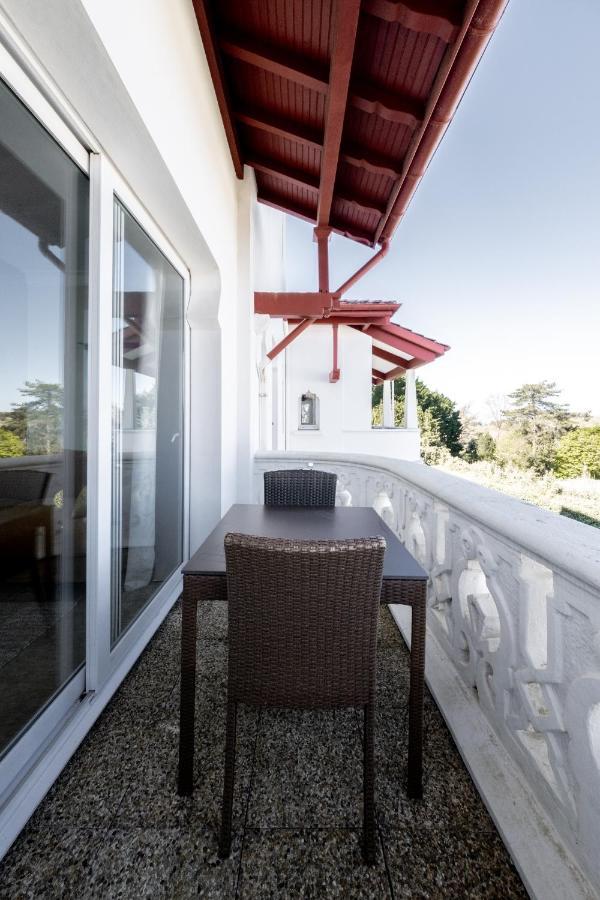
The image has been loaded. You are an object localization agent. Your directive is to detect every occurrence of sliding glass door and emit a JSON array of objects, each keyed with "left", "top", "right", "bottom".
[
  {"left": 110, "top": 201, "right": 184, "bottom": 644},
  {"left": 0, "top": 78, "right": 88, "bottom": 757}
]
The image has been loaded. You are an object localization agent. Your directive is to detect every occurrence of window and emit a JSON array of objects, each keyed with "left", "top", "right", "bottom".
[
  {"left": 110, "top": 200, "right": 184, "bottom": 644},
  {"left": 0, "top": 77, "right": 89, "bottom": 756}
]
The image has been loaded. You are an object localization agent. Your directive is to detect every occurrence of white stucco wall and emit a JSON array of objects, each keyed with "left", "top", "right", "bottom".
[
  {"left": 284, "top": 324, "right": 420, "bottom": 460},
  {"left": 1, "top": 0, "right": 285, "bottom": 543}
]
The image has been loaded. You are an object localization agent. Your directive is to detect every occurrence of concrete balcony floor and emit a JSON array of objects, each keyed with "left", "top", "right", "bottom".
[{"left": 0, "top": 603, "right": 527, "bottom": 899}]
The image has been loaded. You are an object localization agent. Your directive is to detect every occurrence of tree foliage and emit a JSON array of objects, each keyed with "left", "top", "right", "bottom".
[
  {"left": 554, "top": 427, "right": 600, "bottom": 479},
  {"left": 6, "top": 381, "right": 63, "bottom": 455},
  {"left": 500, "top": 381, "right": 572, "bottom": 473},
  {"left": 463, "top": 432, "right": 496, "bottom": 463},
  {"left": 0, "top": 428, "right": 24, "bottom": 458}
]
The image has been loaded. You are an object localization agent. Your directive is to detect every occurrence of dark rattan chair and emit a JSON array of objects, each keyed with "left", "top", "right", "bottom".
[
  {"left": 263, "top": 468, "right": 337, "bottom": 507},
  {"left": 219, "top": 532, "right": 386, "bottom": 863}
]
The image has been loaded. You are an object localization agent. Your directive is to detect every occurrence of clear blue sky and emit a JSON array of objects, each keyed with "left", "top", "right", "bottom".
[{"left": 286, "top": 0, "right": 600, "bottom": 420}]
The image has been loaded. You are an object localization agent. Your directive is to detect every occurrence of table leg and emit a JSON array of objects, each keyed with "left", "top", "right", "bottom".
[
  {"left": 178, "top": 587, "right": 198, "bottom": 795},
  {"left": 407, "top": 586, "right": 426, "bottom": 799}
]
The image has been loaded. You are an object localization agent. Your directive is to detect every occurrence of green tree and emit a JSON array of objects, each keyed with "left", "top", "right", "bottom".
[
  {"left": 372, "top": 376, "right": 462, "bottom": 457},
  {"left": 0, "top": 428, "right": 25, "bottom": 458},
  {"left": 555, "top": 427, "right": 600, "bottom": 478},
  {"left": 501, "top": 381, "right": 572, "bottom": 473},
  {"left": 475, "top": 432, "right": 496, "bottom": 461},
  {"left": 10, "top": 380, "right": 63, "bottom": 455}
]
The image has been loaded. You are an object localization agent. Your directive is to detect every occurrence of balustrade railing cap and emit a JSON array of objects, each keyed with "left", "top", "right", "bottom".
[{"left": 256, "top": 451, "right": 600, "bottom": 593}]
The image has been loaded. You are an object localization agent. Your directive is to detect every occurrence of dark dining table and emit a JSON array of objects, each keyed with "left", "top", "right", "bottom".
[{"left": 177, "top": 503, "right": 428, "bottom": 798}]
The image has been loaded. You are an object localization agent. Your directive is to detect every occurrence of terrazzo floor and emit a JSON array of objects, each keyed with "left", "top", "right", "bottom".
[{"left": 0, "top": 601, "right": 528, "bottom": 899}]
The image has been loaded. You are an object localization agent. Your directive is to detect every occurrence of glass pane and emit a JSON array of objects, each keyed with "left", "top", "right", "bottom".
[
  {"left": 111, "top": 201, "right": 184, "bottom": 643},
  {"left": 0, "top": 79, "right": 89, "bottom": 756}
]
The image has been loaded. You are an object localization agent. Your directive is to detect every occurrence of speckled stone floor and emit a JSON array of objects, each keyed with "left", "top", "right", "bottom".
[{"left": 0, "top": 602, "right": 528, "bottom": 899}]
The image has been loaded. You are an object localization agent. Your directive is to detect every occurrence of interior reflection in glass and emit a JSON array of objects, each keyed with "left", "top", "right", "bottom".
[
  {"left": 111, "top": 201, "right": 184, "bottom": 644},
  {"left": 0, "top": 79, "right": 88, "bottom": 756}
]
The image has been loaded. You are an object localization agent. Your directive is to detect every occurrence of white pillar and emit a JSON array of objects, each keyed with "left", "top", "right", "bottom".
[
  {"left": 258, "top": 332, "right": 273, "bottom": 451},
  {"left": 383, "top": 379, "right": 395, "bottom": 428},
  {"left": 404, "top": 370, "right": 418, "bottom": 429}
]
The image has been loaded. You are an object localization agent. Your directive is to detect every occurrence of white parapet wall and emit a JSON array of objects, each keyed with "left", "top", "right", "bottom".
[{"left": 254, "top": 450, "right": 600, "bottom": 900}]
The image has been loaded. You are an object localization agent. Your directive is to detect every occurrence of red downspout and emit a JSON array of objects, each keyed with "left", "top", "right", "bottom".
[
  {"left": 329, "top": 323, "right": 340, "bottom": 382},
  {"left": 314, "top": 226, "right": 331, "bottom": 293},
  {"left": 376, "top": 0, "right": 509, "bottom": 243},
  {"left": 333, "top": 239, "right": 390, "bottom": 298}
]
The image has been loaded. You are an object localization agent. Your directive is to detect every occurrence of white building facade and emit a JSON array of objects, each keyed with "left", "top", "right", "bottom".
[
  {"left": 1, "top": 4, "right": 600, "bottom": 899},
  {"left": 0, "top": 0, "right": 285, "bottom": 856}
]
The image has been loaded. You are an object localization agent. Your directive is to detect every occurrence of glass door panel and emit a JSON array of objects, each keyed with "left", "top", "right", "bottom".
[
  {"left": 111, "top": 200, "right": 184, "bottom": 644},
  {"left": 0, "top": 79, "right": 89, "bottom": 756}
]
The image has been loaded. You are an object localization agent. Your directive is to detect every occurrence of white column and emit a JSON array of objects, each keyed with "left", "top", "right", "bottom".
[
  {"left": 258, "top": 331, "right": 273, "bottom": 451},
  {"left": 404, "top": 369, "right": 418, "bottom": 429},
  {"left": 383, "top": 378, "right": 395, "bottom": 428}
]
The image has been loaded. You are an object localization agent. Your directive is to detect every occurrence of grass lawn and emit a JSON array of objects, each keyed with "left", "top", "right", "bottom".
[{"left": 435, "top": 459, "right": 600, "bottom": 529}]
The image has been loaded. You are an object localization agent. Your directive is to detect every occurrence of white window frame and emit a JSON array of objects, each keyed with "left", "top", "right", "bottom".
[
  {"left": 0, "top": 23, "right": 191, "bottom": 857},
  {"left": 0, "top": 39, "right": 89, "bottom": 804},
  {"left": 87, "top": 158, "right": 191, "bottom": 690}
]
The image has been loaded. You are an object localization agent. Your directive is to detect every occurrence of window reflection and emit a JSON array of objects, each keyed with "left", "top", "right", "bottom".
[
  {"left": 0, "top": 79, "right": 88, "bottom": 756},
  {"left": 111, "top": 201, "right": 184, "bottom": 643}
]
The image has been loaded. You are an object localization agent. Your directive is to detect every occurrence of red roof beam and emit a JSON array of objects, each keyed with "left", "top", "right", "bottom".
[
  {"left": 220, "top": 33, "right": 425, "bottom": 134},
  {"left": 235, "top": 109, "right": 323, "bottom": 152},
  {"left": 257, "top": 191, "right": 317, "bottom": 226},
  {"left": 372, "top": 346, "right": 410, "bottom": 369},
  {"left": 363, "top": 0, "right": 463, "bottom": 44},
  {"left": 377, "top": 362, "right": 410, "bottom": 380},
  {"left": 255, "top": 292, "right": 333, "bottom": 318},
  {"left": 381, "top": 322, "right": 450, "bottom": 354},
  {"left": 365, "top": 324, "right": 440, "bottom": 362},
  {"left": 377, "top": 0, "right": 509, "bottom": 243},
  {"left": 235, "top": 105, "right": 402, "bottom": 179},
  {"left": 266, "top": 318, "right": 315, "bottom": 363},
  {"left": 248, "top": 157, "right": 320, "bottom": 194},
  {"left": 240, "top": 118, "right": 399, "bottom": 183},
  {"left": 317, "top": 0, "right": 362, "bottom": 227},
  {"left": 288, "top": 316, "right": 391, "bottom": 326},
  {"left": 256, "top": 193, "right": 376, "bottom": 246},
  {"left": 192, "top": 1, "right": 243, "bottom": 178},
  {"left": 219, "top": 33, "right": 329, "bottom": 94}
]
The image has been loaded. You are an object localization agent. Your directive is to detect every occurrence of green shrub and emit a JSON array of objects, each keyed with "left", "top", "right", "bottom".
[{"left": 555, "top": 427, "right": 600, "bottom": 479}]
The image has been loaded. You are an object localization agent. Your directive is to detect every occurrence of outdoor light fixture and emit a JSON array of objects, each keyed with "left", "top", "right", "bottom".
[{"left": 299, "top": 390, "right": 319, "bottom": 430}]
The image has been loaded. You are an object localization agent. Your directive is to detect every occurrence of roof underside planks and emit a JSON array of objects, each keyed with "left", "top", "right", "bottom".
[{"left": 193, "top": 0, "right": 508, "bottom": 247}]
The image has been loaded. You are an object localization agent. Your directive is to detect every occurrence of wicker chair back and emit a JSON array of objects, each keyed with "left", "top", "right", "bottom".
[{"left": 263, "top": 468, "right": 337, "bottom": 507}]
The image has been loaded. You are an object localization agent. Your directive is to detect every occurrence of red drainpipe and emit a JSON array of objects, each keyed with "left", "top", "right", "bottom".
[
  {"left": 333, "top": 239, "right": 390, "bottom": 298},
  {"left": 376, "top": 0, "right": 509, "bottom": 244}
]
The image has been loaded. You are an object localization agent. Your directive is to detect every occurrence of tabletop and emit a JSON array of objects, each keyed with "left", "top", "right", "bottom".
[{"left": 183, "top": 503, "right": 428, "bottom": 582}]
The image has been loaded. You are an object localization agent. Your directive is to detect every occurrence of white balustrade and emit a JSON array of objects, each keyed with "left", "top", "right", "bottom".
[{"left": 254, "top": 450, "right": 600, "bottom": 898}]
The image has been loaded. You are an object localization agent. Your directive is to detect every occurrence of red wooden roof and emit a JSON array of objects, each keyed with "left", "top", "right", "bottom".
[
  {"left": 193, "top": 0, "right": 508, "bottom": 247},
  {"left": 255, "top": 292, "right": 449, "bottom": 373}
]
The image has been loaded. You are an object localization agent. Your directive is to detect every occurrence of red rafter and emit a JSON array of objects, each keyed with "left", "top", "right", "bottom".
[
  {"left": 317, "top": 0, "right": 362, "bottom": 227},
  {"left": 248, "top": 157, "right": 319, "bottom": 193},
  {"left": 220, "top": 33, "right": 329, "bottom": 93},
  {"left": 192, "top": 1, "right": 243, "bottom": 178},
  {"left": 365, "top": 324, "right": 439, "bottom": 362}
]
